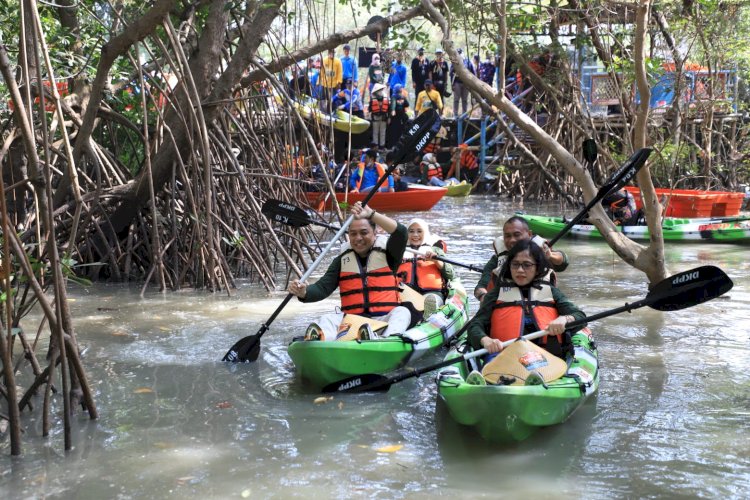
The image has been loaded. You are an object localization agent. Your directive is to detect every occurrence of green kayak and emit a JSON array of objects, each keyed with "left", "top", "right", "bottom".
[
  {"left": 288, "top": 280, "right": 469, "bottom": 390},
  {"left": 523, "top": 214, "right": 750, "bottom": 244},
  {"left": 436, "top": 331, "right": 599, "bottom": 443}
]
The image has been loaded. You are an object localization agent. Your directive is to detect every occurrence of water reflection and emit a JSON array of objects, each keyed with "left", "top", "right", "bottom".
[{"left": 2, "top": 196, "right": 749, "bottom": 499}]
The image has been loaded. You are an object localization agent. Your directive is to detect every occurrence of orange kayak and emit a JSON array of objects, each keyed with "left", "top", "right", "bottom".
[{"left": 304, "top": 187, "right": 447, "bottom": 212}]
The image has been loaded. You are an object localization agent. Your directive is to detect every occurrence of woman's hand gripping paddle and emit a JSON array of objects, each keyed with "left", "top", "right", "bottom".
[
  {"left": 223, "top": 109, "right": 441, "bottom": 363},
  {"left": 546, "top": 148, "right": 652, "bottom": 247},
  {"left": 322, "top": 265, "right": 733, "bottom": 393}
]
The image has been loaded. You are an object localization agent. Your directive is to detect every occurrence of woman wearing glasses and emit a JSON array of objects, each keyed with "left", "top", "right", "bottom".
[{"left": 467, "top": 239, "right": 586, "bottom": 359}]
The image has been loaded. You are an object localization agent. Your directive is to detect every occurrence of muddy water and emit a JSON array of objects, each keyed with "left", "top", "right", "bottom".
[{"left": 2, "top": 196, "right": 749, "bottom": 499}]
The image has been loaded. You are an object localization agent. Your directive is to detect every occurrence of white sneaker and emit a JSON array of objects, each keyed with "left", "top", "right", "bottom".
[{"left": 423, "top": 294, "right": 444, "bottom": 320}]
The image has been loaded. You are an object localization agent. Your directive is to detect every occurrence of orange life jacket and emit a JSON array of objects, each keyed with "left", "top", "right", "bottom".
[
  {"left": 422, "top": 140, "right": 439, "bottom": 154},
  {"left": 489, "top": 281, "right": 562, "bottom": 346},
  {"left": 339, "top": 235, "right": 401, "bottom": 315},
  {"left": 460, "top": 149, "right": 478, "bottom": 170},
  {"left": 354, "top": 162, "right": 387, "bottom": 191},
  {"left": 369, "top": 97, "right": 390, "bottom": 115},
  {"left": 397, "top": 243, "right": 446, "bottom": 294},
  {"left": 421, "top": 161, "right": 443, "bottom": 180}
]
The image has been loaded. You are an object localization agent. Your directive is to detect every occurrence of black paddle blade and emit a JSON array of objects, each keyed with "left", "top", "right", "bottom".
[
  {"left": 647, "top": 265, "right": 733, "bottom": 312},
  {"left": 602, "top": 147, "right": 652, "bottom": 195},
  {"left": 222, "top": 334, "right": 261, "bottom": 363},
  {"left": 322, "top": 373, "right": 392, "bottom": 393},
  {"left": 582, "top": 138, "right": 598, "bottom": 164},
  {"left": 261, "top": 199, "right": 311, "bottom": 228}
]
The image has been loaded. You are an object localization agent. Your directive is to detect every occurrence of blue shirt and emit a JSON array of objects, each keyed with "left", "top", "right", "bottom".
[
  {"left": 341, "top": 55, "right": 358, "bottom": 82},
  {"left": 350, "top": 164, "right": 394, "bottom": 191},
  {"left": 388, "top": 61, "right": 408, "bottom": 90}
]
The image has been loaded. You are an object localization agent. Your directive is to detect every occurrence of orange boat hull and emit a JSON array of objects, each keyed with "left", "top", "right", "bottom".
[
  {"left": 304, "top": 187, "right": 447, "bottom": 212},
  {"left": 624, "top": 186, "right": 744, "bottom": 218}
]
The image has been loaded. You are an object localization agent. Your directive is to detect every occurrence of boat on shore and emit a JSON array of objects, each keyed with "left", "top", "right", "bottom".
[
  {"left": 436, "top": 331, "right": 599, "bottom": 443},
  {"left": 624, "top": 186, "right": 745, "bottom": 218},
  {"left": 304, "top": 186, "right": 447, "bottom": 212},
  {"left": 287, "top": 280, "right": 469, "bottom": 390},
  {"left": 523, "top": 214, "right": 750, "bottom": 244}
]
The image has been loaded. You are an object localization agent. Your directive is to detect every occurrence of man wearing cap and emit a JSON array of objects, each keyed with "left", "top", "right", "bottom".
[
  {"left": 320, "top": 48, "right": 343, "bottom": 111},
  {"left": 335, "top": 78, "right": 364, "bottom": 118},
  {"left": 429, "top": 47, "right": 450, "bottom": 99},
  {"left": 411, "top": 47, "right": 430, "bottom": 98},
  {"left": 340, "top": 44, "right": 358, "bottom": 90},
  {"left": 450, "top": 48, "right": 473, "bottom": 116},
  {"left": 350, "top": 149, "right": 394, "bottom": 193},
  {"left": 414, "top": 79, "right": 443, "bottom": 116}
]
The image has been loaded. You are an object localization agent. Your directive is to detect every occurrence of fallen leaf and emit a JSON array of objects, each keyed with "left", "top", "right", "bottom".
[
  {"left": 133, "top": 387, "right": 154, "bottom": 394},
  {"left": 241, "top": 489, "right": 252, "bottom": 498},
  {"left": 337, "top": 401, "right": 344, "bottom": 410},
  {"left": 375, "top": 444, "right": 403, "bottom": 453},
  {"left": 67, "top": 298, "right": 76, "bottom": 302},
  {"left": 176, "top": 476, "right": 195, "bottom": 485},
  {"left": 216, "top": 401, "right": 232, "bottom": 409},
  {"left": 158, "top": 327, "right": 171, "bottom": 332},
  {"left": 313, "top": 396, "right": 333, "bottom": 405},
  {"left": 112, "top": 331, "right": 130, "bottom": 337}
]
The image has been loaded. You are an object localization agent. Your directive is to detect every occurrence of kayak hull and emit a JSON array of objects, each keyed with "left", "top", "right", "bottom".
[
  {"left": 445, "top": 181, "right": 472, "bottom": 197},
  {"left": 437, "top": 331, "right": 599, "bottom": 443},
  {"left": 304, "top": 187, "right": 447, "bottom": 212},
  {"left": 288, "top": 281, "right": 469, "bottom": 390},
  {"left": 280, "top": 94, "right": 370, "bottom": 134},
  {"left": 523, "top": 214, "right": 750, "bottom": 244}
]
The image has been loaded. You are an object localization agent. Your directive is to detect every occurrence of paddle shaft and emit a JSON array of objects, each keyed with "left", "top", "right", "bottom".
[
  {"left": 546, "top": 148, "right": 651, "bottom": 247},
  {"left": 384, "top": 330, "right": 548, "bottom": 386},
  {"left": 404, "top": 247, "right": 483, "bottom": 273},
  {"left": 325, "top": 264, "right": 732, "bottom": 392}
]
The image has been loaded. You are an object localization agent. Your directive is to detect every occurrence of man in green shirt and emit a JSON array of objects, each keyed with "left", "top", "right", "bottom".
[
  {"left": 288, "top": 202, "right": 411, "bottom": 340},
  {"left": 474, "top": 216, "right": 568, "bottom": 301}
]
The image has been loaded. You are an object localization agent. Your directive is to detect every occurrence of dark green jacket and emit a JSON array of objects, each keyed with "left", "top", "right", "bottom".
[
  {"left": 300, "top": 223, "right": 408, "bottom": 303},
  {"left": 467, "top": 282, "right": 585, "bottom": 350}
]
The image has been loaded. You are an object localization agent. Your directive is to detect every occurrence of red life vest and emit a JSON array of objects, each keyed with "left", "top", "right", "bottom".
[
  {"left": 421, "top": 161, "right": 443, "bottom": 180},
  {"left": 460, "top": 149, "right": 478, "bottom": 170},
  {"left": 370, "top": 97, "right": 390, "bottom": 115},
  {"left": 397, "top": 243, "right": 445, "bottom": 294},
  {"left": 354, "top": 162, "right": 387, "bottom": 191},
  {"left": 489, "top": 281, "right": 562, "bottom": 346},
  {"left": 339, "top": 236, "right": 401, "bottom": 315},
  {"left": 422, "top": 140, "right": 439, "bottom": 154}
]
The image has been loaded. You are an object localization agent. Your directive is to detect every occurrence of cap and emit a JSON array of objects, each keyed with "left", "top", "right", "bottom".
[
  {"left": 457, "top": 48, "right": 463, "bottom": 54},
  {"left": 343, "top": 43, "right": 351, "bottom": 50},
  {"left": 424, "top": 78, "right": 433, "bottom": 85},
  {"left": 435, "top": 47, "right": 444, "bottom": 54},
  {"left": 418, "top": 47, "right": 425, "bottom": 53},
  {"left": 344, "top": 77, "right": 353, "bottom": 84},
  {"left": 392, "top": 83, "right": 403, "bottom": 92}
]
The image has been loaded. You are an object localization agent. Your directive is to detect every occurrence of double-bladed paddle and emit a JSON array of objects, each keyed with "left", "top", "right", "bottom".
[
  {"left": 223, "top": 109, "right": 441, "bottom": 363},
  {"left": 546, "top": 147, "right": 652, "bottom": 247},
  {"left": 260, "top": 200, "right": 484, "bottom": 273},
  {"left": 322, "top": 264, "right": 733, "bottom": 393}
]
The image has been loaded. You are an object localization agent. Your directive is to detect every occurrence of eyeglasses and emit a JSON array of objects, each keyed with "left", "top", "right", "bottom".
[{"left": 510, "top": 261, "right": 536, "bottom": 271}]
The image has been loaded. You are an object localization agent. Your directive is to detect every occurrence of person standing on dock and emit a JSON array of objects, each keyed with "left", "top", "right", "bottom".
[
  {"left": 411, "top": 47, "right": 430, "bottom": 99},
  {"left": 320, "top": 48, "right": 343, "bottom": 112},
  {"left": 339, "top": 43, "right": 358, "bottom": 90}
]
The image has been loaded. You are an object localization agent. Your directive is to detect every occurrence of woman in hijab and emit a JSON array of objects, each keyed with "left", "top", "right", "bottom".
[{"left": 398, "top": 219, "right": 454, "bottom": 319}]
